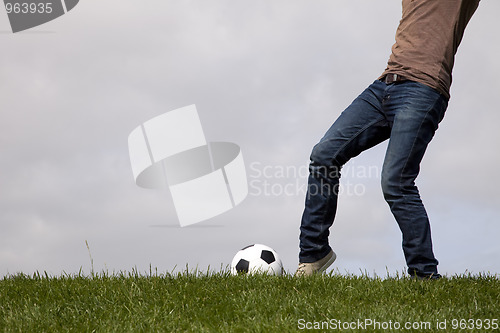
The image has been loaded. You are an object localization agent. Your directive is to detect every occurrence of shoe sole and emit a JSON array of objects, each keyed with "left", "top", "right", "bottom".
[{"left": 318, "top": 250, "right": 337, "bottom": 272}]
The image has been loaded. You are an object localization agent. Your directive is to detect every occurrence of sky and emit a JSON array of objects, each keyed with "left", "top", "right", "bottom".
[{"left": 1, "top": 0, "right": 499, "bottom": 278}]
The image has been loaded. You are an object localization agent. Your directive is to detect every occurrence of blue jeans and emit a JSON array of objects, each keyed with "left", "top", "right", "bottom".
[{"left": 299, "top": 79, "right": 449, "bottom": 276}]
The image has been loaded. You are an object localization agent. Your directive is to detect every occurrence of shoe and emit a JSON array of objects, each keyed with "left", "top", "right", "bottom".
[
  {"left": 409, "top": 271, "right": 442, "bottom": 280},
  {"left": 295, "top": 250, "right": 336, "bottom": 277}
]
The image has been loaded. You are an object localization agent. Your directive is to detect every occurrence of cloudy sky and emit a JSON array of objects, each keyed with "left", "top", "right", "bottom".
[{"left": 1, "top": 0, "right": 499, "bottom": 278}]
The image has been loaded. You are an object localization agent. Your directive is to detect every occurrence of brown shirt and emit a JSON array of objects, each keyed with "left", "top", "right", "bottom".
[{"left": 380, "top": 0, "right": 480, "bottom": 99}]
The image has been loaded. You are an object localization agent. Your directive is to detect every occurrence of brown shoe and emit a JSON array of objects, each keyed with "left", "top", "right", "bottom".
[{"left": 295, "top": 250, "right": 336, "bottom": 277}]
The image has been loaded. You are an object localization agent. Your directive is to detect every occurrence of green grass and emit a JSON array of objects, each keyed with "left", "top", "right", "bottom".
[{"left": 1, "top": 270, "right": 499, "bottom": 332}]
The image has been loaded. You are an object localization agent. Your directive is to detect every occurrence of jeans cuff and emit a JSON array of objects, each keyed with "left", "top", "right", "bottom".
[{"left": 299, "top": 245, "right": 332, "bottom": 263}]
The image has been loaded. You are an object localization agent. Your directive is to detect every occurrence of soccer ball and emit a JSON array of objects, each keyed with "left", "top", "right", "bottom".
[{"left": 230, "top": 244, "right": 283, "bottom": 275}]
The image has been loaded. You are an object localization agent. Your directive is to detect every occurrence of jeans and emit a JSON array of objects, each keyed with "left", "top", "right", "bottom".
[{"left": 299, "top": 79, "right": 449, "bottom": 276}]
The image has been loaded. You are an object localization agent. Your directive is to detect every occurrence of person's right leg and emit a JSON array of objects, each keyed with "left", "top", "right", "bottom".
[
  {"left": 380, "top": 81, "right": 448, "bottom": 278},
  {"left": 299, "top": 80, "right": 391, "bottom": 265}
]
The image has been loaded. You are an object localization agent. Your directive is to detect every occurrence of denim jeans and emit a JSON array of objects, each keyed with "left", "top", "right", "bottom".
[{"left": 299, "top": 79, "right": 449, "bottom": 276}]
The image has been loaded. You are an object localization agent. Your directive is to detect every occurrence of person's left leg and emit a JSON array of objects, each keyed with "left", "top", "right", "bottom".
[
  {"left": 380, "top": 81, "right": 449, "bottom": 277},
  {"left": 299, "top": 80, "right": 391, "bottom": 264}
]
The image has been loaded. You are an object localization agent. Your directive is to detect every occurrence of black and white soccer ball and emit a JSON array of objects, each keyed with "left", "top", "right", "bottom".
[{"left": 230, "top": 244, "right": 283, "bottom": 275}]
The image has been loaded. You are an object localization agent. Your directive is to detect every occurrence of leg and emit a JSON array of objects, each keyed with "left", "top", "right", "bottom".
[
  {"left": 299, "top": 80, "right": 391, "bottom": 262},
  {"left": 381, "top": 81, "right": 448, "bottom": 276}
]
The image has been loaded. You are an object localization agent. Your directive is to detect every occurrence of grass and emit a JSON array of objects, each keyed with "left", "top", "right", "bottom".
[{"left": 0, "top": 269, "right": 499, "bottom": 332}]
